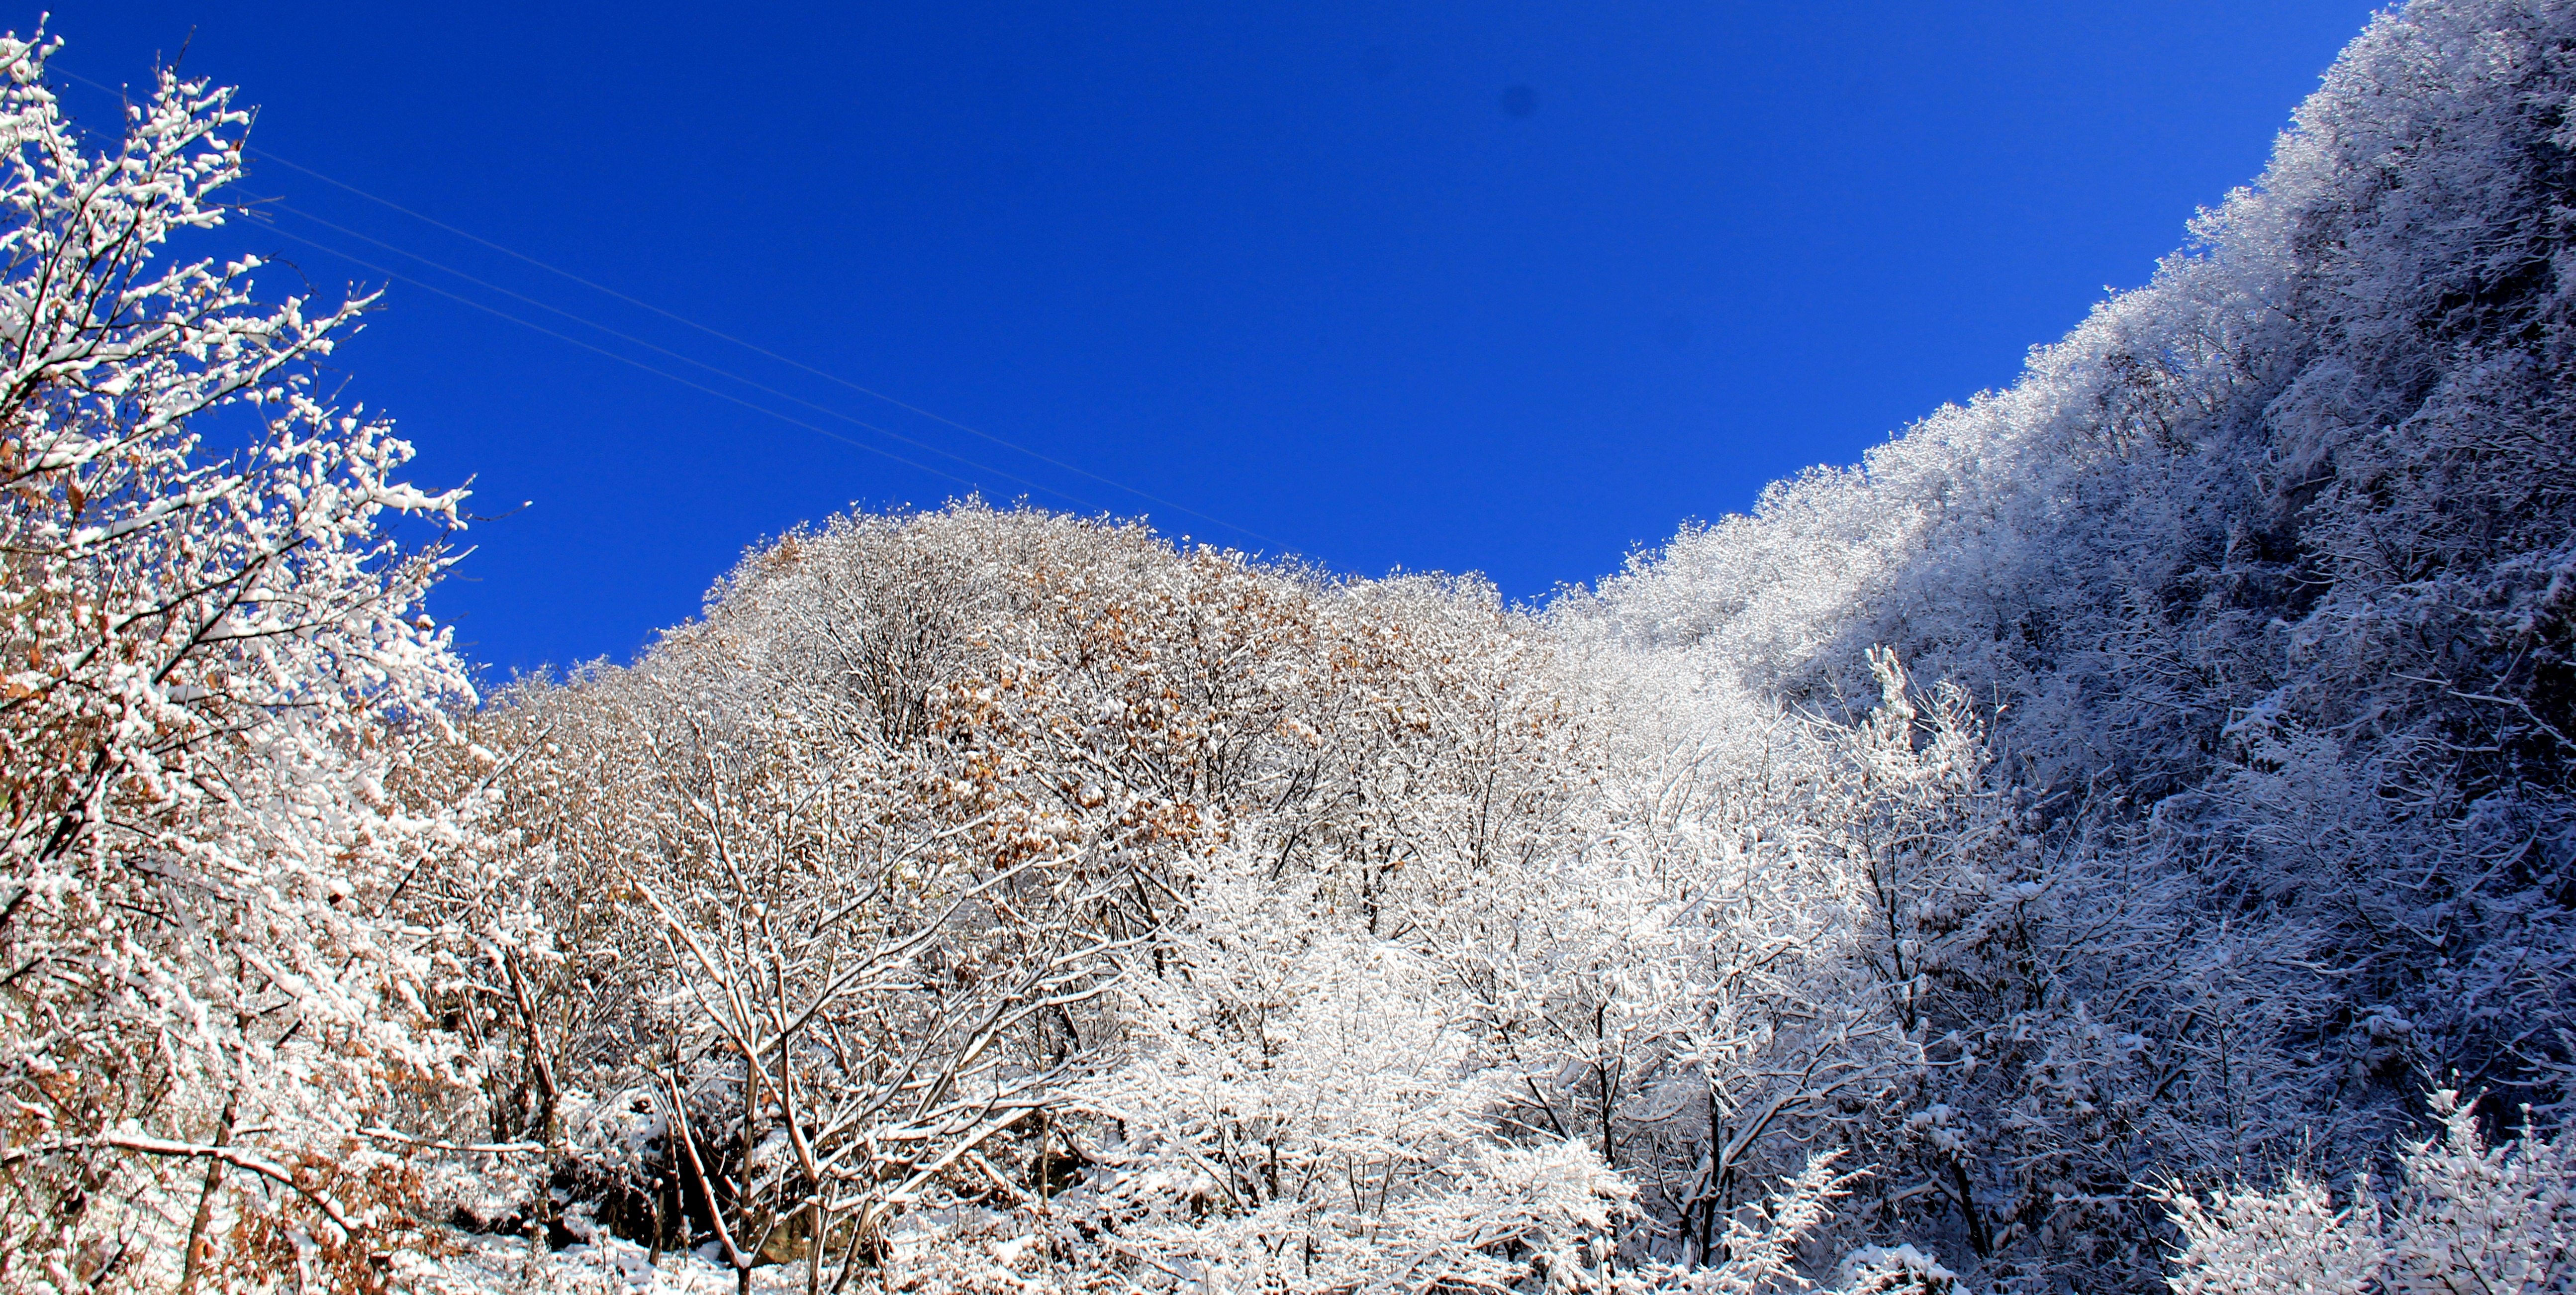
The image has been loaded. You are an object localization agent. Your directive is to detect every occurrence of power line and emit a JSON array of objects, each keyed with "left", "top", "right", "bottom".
[
  {"left": 44, "top": 60, "right": 1275, "bottom": 547},
  {"left": 245, "top": 146, "right": 1270, "bottom": 545},
  {"left": 241, "top": 193, "right": 1090, "bottom": 509},
  {"left": 253, "top": 220, "right": 1022, "bottom": 504}
]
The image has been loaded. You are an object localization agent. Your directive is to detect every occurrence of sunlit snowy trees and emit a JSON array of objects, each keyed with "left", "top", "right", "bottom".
[
  {"left": 286, "top": 0, "right": 2576, "bottom": 1283},
  {"left": 2167, "top": 1091, "right": 2575, "bottom": 1295},
  {"left": 0, "top": 27, "right": 494, "bottom": 1295},
  {"left": 17, "top": 0, "right": 2576, "bottom": 1291}
]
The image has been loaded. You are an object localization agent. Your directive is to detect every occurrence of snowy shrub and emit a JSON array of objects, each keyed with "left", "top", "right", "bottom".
[{"left": 2167, "top": 1090, "right": 2576, "bottom": 1295}]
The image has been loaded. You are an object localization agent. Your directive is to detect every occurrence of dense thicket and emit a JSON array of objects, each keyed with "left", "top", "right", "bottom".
[{"left": 10, "top": 1, "right": 2576, "bottom": 1292}]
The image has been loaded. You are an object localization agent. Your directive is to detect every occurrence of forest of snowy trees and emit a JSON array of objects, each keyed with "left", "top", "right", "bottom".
[{"left": 5, "top": 0, "right": 2576, "bottom": 1291}]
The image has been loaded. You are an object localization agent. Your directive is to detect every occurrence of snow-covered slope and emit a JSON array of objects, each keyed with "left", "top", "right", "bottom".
[
  {"left": 1586, "top": 0, "right": 2576, "bottom": 1160},
  {"left": 11, "top": 4, "right": 2576, "bottom": 1293}
]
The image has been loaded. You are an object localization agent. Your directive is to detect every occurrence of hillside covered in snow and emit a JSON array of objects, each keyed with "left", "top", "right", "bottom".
[{"left": 4, "top": 2, "right": 2576, "bottom": 1292}]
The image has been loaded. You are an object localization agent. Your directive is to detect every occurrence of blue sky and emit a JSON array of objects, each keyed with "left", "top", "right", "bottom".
[{"left": 53, "top": 1, "right": 2379, "bottom": 680}]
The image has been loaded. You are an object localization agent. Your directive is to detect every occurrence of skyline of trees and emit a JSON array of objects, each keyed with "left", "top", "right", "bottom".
[{"left": 6, "top": 2, "right": 2576, "bottom": 1292}]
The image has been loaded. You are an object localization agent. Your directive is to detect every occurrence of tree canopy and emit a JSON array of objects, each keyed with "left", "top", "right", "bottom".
[{"left": 6, "top": 2, "right": 2576, "bottom": 1292}]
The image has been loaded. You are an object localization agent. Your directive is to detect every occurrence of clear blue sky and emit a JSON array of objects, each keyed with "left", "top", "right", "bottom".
[{"left": 53, "top": 1, "right": 2380, "bottom": 680}]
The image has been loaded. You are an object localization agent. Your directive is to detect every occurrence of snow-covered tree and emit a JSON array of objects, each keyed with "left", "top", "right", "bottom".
[
  {"left": 0, "top": 27, "right": 489, "bottom": 1294},
  {"left": 2168, "top": 1090, "right": 2576, "bottom": 1295},
  {"left": 18, "top": 0, "right": 2574, "bottom": 1291}
]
